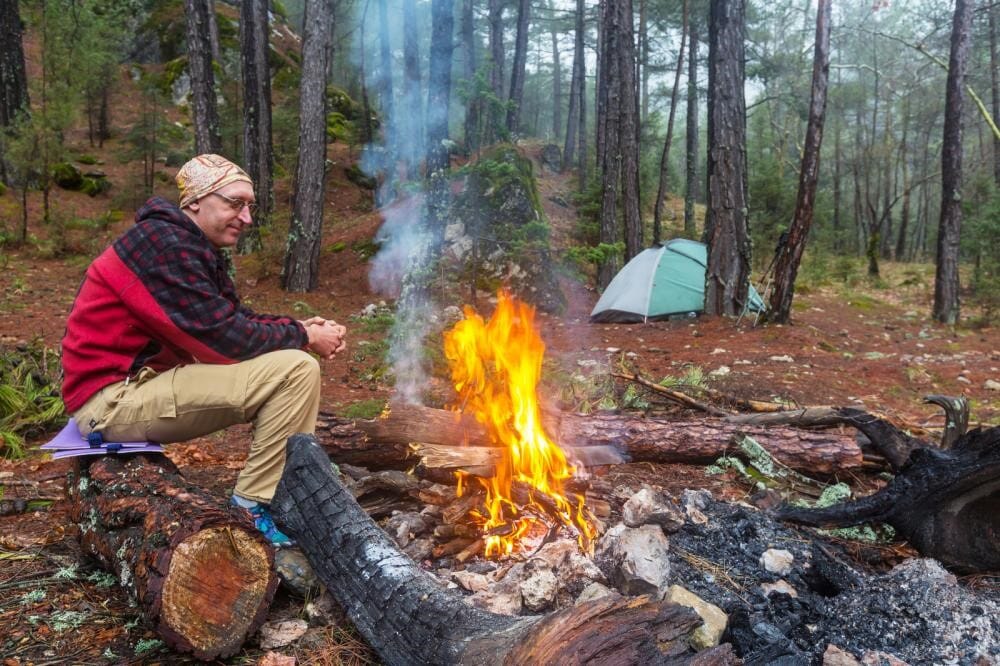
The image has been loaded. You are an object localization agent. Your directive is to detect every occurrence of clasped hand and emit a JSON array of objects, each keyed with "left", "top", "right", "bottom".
[{"left": 300, "top": 317, "right": 348, "bottom": 360}]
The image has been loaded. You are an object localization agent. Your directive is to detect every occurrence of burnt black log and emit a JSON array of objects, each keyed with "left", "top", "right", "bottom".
[
  {"left": 271, "top": 434, "right": 724, "bottom": 665},
  {"left": 778, "top": 425, "right": 1000, "bottom": 573}
]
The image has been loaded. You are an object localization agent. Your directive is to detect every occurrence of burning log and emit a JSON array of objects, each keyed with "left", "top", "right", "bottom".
[
  {"left": 68, "top": 454, "right": 278, "bottom": 660},
  {"left": 778, "top": 413, "right": 1000, "bottom": 574},
  {"left": 271, "top": 434, "right": 731, "bottom": 665},
  {"left": 319, "top": 404, "right": 863, "bottom": 475}
]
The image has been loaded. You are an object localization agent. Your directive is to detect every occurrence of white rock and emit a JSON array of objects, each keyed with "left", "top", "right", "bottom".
[
  {"left": 710, "top": 348, "right": 727, "bottom": 355},
  {"left": 761, "top": 579, "right": 798, "bottom": 598},
  {"left": 666, "top": 585, "right": 728, "bottom": 650},
  {"left": 452, "top": 570, "right": 490, "bottom": 593},
  {"left": 258, "top": 619, "right": 309, "bottom": 650},
  {"left": 531, "top": 541, "right": 607, "bottom": 587},
  {"left": 622, "top": 487, "right": 685, "bottom": 532},
  {"left": 769, "top": 355, "right": 795, "bottom": 363},
  {"left": 957, "top": 375, "right": 972, "bottom": 385},
  {"left": 760, "top": 548, "right": 795, "bottom": 576},
  {"left": 467, "top": 588, "right": 522, "bottom": 616},
  {"left": 822, "top": 644, "right": 862, "bottom": 666},
  {"left": 575, "top": 582, "right": 615, "bottom": 604},
  {"left": 519, "top": 563, "right": 559, "bottom": 612},
  {"left": 596, "top": 524, "right": 670, "bottom": 598},
  {"left": 861, "top": 651, "right": 910, "bottom": 666},
  {"left": 984, "top": 379, "right": 1000, "bottom": 391},
  {"left": 606, "top": 347, "right": 621, "bottom": 353},
  {"left": 709, "top": 365, "right": 731, "bottom": 378}
]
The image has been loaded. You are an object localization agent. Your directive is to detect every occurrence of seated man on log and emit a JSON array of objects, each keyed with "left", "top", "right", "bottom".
[{"left": 60, "top": 154, "right": 346, "bottom": 547}]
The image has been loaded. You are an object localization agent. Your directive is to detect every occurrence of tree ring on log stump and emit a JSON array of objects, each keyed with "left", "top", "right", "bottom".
[{"left": 160, "top": 526, "right": 272, "bottom": 657}]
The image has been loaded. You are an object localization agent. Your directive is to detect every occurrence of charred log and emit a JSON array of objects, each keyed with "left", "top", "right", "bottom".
[
  {"left": 319, "top": 405, "right": 863, "bottom": 476},
  {"left": 67, "top": 454, "right": 278, "bottom": 660},
  {"left": 778, "top": 426, "right": 1000, "bottom": 573},
  {"left": 271, "top": 434, "right": 730, "bottom": 665}
]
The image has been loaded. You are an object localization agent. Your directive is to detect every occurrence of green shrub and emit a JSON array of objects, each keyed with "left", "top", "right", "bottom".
[
  {"left": 337, "top": 399, "right": 387, "bottom": 420},
  {"left": 0, "top": 341, "right": 66, "bottom": 459},
  {"left": 51, "top": 162, "right": 83, "bottom": 190}
]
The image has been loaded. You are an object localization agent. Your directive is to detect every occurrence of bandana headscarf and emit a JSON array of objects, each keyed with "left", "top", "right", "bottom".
[{"left": 176, "top": 154, "right": 253, "bottom": 208}]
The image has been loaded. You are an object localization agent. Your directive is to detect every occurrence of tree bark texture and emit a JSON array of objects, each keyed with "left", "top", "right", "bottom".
[
  {"left": 238, "top": 0, "right": 274, "bottom": 254},
  {"left": 426, "top": 0, "right": 454, "bottom": 174},
  {"left": 932, "top": 0, "right": 971, "bottom": 325},
  {"left": 462, "top": 0, "right": 479, "bottom": 154},
  {"left": 548, "top": 0, "right": 562, "bottom": 142},
  {"left": 272, "top": 434, "right": 737, "bottom": 665},
  {"left": 402, "top": 0, "right": 423, "bottom": 172},
  {"left": 703, "top": 0, "right": 750, "bottom": 317},
  {"left": 283, "top": 0, "right": 333, "bottom": 292},
  {"left": 377, "top": 0, "right": 395, "bottom": 165},
  {"left": 766, "top": 0, "right": 831, "bottom": 324},
  {"left": 184, "top": 0, "right": 222, "bottom": 154},
  {"left": 991, "top": 4, "right": 1000, "bottom": 186},
  {"left": 0, "top": 0, "right": 29, "bottom": 128},
  {"left": 653, "top": 0, "right": 689, "bottom": 245},
  {"left": 317, "top": 404, "right": 863, "bottom": 475},
  {"left": 618, "top": 0, "right": 642, "bottom": 261},
  {"left": 563, "top": 0, "right": 585, "bottom": 170},
  {"left": 597, "top": 0, "right": 622, "bottom": 289},
  {"left": 506, "top": 0, "right": 531, "bottom": 133},
  {"left": 68, "top": 454, "right": 278, "bottom": 660},
  {"left": 684, "top": 21, "right": 699, "bottom": 238},
  {"left": 779, "top": 425, "right": 1000, "bottom": 574},
  {"left": 488, "top": 0, "right": 505, "bottom": 142},
  {"left": 576, "top": 0, "right": 588, "bottom": 190}
]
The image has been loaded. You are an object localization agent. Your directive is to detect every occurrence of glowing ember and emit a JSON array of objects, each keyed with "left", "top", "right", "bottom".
[{"left": 443, "top": 290, "right": 596, "bottom": 558}]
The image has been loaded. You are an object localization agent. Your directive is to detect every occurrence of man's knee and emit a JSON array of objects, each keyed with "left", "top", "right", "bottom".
[{"left": 265, "top": 348, "right": 320, "bottom": 387}]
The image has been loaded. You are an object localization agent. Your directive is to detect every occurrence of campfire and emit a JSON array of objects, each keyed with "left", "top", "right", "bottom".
[{"left": 442, "top": 290, "right": 596, "bottom": 558}]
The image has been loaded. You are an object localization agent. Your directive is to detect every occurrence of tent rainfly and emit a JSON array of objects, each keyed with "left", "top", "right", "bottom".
[{"left": 590, "top": 239, "right": 766, "bottom": 323}]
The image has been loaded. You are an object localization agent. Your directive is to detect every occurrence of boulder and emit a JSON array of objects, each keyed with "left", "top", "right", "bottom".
[
  {"left": 667, "top": 585, "right": 728, "bottom": 650},
  {"left": 595, "top": 523, "right": 671, "bottom": 598},
  {"left": 622, "top": 487, "right": 685, "bottom": 532}
]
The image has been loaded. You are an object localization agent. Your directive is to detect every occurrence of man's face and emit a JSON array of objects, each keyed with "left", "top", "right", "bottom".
[{"left": 186, "top": 181, "right": 256, "bottom": 248}]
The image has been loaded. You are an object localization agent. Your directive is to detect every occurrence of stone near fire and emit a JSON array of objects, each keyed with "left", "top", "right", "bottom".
[
  {"left": 761, "top": 579, "right": 798, "bottom": 598},
  {"left": 531, "top": 540, "right": 608, "bottom": 591},
  {"left": 452, "top": 570, "right": 490, "bottom": 593},
  {"left": 595, "top": 523, "right": 671, "bottom": 598},
  {"left": 402, "top": 537, "right": 434, "bottom": 562},
  {"left": 666, "top": 585, "right": 728, "bottom": 650},
  {"left": 467, "top": 577, "right": 522, "bottom": 616},
  {"left": 258, "top": 619, "right": 309, "bottom": 650},
  {"left": 860, "top": 651, "right": 911, "bottom": 666},
  {"left": 519, "top": 561, "right": 559, "bottom": 613},
  {"left": 384, "top": 511, "right": 429, "bottom": 548},
  {"left": 622, "top": 487, "right": 685, "bottom": 533},
  {"left": 760, "top": 548, "right": 795, "bottom": 576},
  {"left": 305, "top": 590, "right": 345, "bottom": 627},
  {"left": 575, "top": 581, "right": 615, "bottom": 604},
  {"left": 274, "top": 548, "right": 319, "bottom": 598},
  {"left": 682, "top": 489, "right": 712, "bottom": 525},
  {"left": 822, "top": 644, "right": 862, "bottom": 666}
]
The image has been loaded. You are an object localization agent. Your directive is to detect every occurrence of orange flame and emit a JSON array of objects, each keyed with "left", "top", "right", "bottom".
[{"left": 443, "top": 290, "right": 595, "bottom": 557}]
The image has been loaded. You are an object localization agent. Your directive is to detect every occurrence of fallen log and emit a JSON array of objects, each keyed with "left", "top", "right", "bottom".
[
  {"left": 778, "top": 422, "right": 1000, "bottom": 574},
  {"left": 68, "top": 454, "right": 278, "bottom": 660},
  {"left": 319, "top": 404, "right": 863, "bottom": 475},
  {"left": 271, "top": 434, "right": 732, "bottom": 665}
]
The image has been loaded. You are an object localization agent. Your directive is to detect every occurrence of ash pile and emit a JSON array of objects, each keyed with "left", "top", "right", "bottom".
[{"left": 286, "top": 463, "right": 999, "bottom": 665}]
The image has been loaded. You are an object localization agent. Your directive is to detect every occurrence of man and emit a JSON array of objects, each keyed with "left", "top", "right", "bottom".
[{"left": 61, "top": 154, "right": 346, "bottom": 547}]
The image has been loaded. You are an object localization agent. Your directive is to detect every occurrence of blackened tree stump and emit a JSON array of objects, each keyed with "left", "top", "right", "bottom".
[
  {"left": 271, "top": 434, "right": 728, "bottom": 665},
  {"left": 68, "top": 454, "right": 278, "bottom": 660}
]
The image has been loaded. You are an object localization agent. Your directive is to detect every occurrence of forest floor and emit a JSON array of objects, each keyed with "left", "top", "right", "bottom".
[{"left": 1, "top": 94, "right": 999, "bottom": 665}]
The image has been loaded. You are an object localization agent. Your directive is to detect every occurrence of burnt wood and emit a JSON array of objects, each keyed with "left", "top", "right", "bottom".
[
  {"left": 68, "top": 454, "right": 278, "bottom": 660},
  {"left": 271, "top": 434, "right": 732, "bottom": 665}
]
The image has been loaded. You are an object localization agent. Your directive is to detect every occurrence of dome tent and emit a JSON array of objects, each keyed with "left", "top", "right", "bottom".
[{"left": 590, "top": 239, "right": 765, "bottom": 323}]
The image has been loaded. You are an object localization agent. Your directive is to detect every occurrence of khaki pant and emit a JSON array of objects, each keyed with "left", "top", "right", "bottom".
[{"left": 73, "top": 349, "right": 321, "bottom": 503}]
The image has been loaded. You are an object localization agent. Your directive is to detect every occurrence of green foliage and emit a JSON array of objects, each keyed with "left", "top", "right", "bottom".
[
  {"left": 0, "top": 341, "right": 66, "bottom": 459},
  {"left": 962, "top": 175, "right": 1000, "bottom": 324},
  {"left": 351, "top": 238, "right": 382, "bottom": 261},
  {"left": 565, "top": 242, "right": 625, "bottom": 272},
  {"left": 349, "top": 306, "right": 395, "bottom": 334},
  {"left": 456, "top": 68, "right": 513, "bottom": 148},
  {"left": 51, "top": 162, "right": 83, "bottom": 190},
  {"left": 337, "top": 399, "right": 387, "bottom": 420}
]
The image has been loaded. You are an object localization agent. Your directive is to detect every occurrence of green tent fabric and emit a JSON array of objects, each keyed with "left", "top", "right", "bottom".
[{"left": 590, "top": 239, "right": 765, "bottom": 323}]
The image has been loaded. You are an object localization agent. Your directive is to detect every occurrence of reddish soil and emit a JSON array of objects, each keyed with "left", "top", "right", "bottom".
[{"left": 2, "top": 120, "right": 999, "bottom": 665}]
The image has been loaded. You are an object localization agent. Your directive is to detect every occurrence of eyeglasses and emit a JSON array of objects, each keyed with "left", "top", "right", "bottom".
[{"left": 209, "top": 191, "right": 258, "bottom": 215}]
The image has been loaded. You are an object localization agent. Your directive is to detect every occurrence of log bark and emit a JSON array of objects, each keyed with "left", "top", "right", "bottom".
[
  {"left": 68, "top": 454, "right": 278, "bottom": 660},
  {"left": 319, "top": 404, "right": 863, "bottom": 475},
  {"left": 271, "top": 434, "right": 731, "bottom": 665},
  {"left": 779, "top": 424, "right": 1000, "bottom": 574}
]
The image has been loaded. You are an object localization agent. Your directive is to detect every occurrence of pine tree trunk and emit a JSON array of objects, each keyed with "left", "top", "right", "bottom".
[
  {"left": 548, "top": 0, "right": 562, "bottom": 142},
  {"left": 207, "top": 0, "right": 220, "bottom": 62},
  {"left": 238, "top": 0, "right": 274, "bottom": 255},
  {"left": 562, "top": 0, "right": 583, "bottom": 170},
  {"left": 639, "top": 0, "right": 648, "bottom": 124},
  {"left": 597, "top": 0, "right": 621, "bottom": 289},
  {"left": 766, "top": 0, "right": 831, "bottom": 324},
  {"left": 653, "top": 0, "right": 689, "bottom": 245},
  {"left": 378, "top": 0, "right": 395, "bottom": 163},
  {"left": 506, "top": 0, "right": 531, "bottom": 134},
  {"left": 619, "top": 0, "right": 642, "bottom": 261},
  {"left": 283, "top": 0, "right": 333, "bottom": 293},
  {"left": 402, "top": 0, "right": 422, "bottom": 173},
  {"left": 933, "top": 0, "right": 971, "bottom": 324},
  {"left": 69, "top": 454, "right": 278, "bottom": 660},
  {"left": 895, "top": 99, "right": 911, "bottom": 262},
  {"left": 991, "top": 4, "right": 1000, "bottom": 186},
  {"left": 684, "top": 21, "right": 699, "bottom": 239},
  {"left": 703, "top": 0, "right": 750, "bottom": 317},
  {"left": 0, "top": 0, "right": 29, "bottom": 129},
  {"left": 462, "top": 0, "right": 479, "bottom": 154},
  {"left": 426, "top": 0, "right": 454, "bottom": 175},
  {"left": 488, "top": 0, "right": 505, "bottom": 143},
  {"left": 184, "top": 0, "right": 222, "bottom": 154},
  {"left": 577, "top": 0, "right": 587, "bottom": 191}
]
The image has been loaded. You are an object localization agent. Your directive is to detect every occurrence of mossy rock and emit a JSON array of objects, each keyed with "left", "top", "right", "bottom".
[
  {"left": 327, "top": 85, "right": 363, "bottom": 121},
  {"left": 345, "top": 164, "right": 376, "bottom": 190},
  {"left": 76, "top": 154, "right": 99, "bottom": 166},
  {"left": 80, "top": 175, "right": 111, "bottom": 197},
  {"left": 52, "top": 163, "right": 84, "bottom": 190},
  {"left": 327, "top": 111, "right": 354, "bottom": 143}
]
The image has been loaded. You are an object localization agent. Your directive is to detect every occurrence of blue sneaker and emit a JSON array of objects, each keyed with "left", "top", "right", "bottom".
[{"left": 231, "top": 498, "right": 295, "bottom": 548}]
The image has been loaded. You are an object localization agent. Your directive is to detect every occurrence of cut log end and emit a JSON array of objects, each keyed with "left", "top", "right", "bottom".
[{"left": 160, "top": 526, "right": 275, "bottom": 659}]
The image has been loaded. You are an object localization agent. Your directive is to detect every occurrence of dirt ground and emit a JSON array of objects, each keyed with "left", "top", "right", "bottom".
[{"left": 2, "top": 129, "right": 999, "bottom": 663}]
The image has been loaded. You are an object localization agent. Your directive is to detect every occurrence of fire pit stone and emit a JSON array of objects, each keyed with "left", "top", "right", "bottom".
[{"left": 596, "top": 523, "right": 672, "bottom": 598}]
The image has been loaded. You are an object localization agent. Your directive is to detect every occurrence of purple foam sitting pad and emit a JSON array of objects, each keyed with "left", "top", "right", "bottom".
[{"left": 40, "top": 420, "right": 164, "bottom": 459}]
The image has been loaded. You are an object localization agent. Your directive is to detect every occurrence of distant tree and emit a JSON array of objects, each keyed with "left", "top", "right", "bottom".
[
  {"left": 377, "top": 0, "right": 395, "bottom": 159},
  {"left": 284, "top": 0, "right": 334, "bottom": 292},
  {"left": 487, "top": 0, "right": 505, "bottom": 142},
  {"left": 547, "top": 0, "right": 562, "bottom": 142},
  {"left": 933, "top": 0, "right": 973, "bottom": 324},
  {"left": 653, "top": 0, "right": 689, "bottom": 245},
  {"left": 563, "top": 0, "right": 585, "bottom": 172},
  {"left": 462, "top": 0, "right": 480, "bottom": 154},
  {"left": 425, "top": 0, "right": 454, "bottom": 175},
  {"left": 684, "top": 18, "right": 699, "bottom": 238},
  {"left": 597, "top": 0, "right": 623, "bottom": 289},
  {"left": 506, "top": 0, "right": 531, "bottom": 133},
  {"left": 990, "top": 3, "right": 1000, "bottom": 186},
  {"left": 184, "top": 0, "right": 222, "bottom": 153},
  {"left": 0, "top": 0, "right": 28, "bottom": 130},
  {"left": 703, "top": 0, "right": 750, "bottom": 317},
  {"left": 238, "top": 0, "right": 274, "bottom": 254},
  {"left": 617, "top": 0, "right": 641, "bottom": 261},
  {"left": 402, "top": 0, "right": 423, "bottom": 173},
  {"left": 766, "top": 0, "right": 832, "bottom": 324}
]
